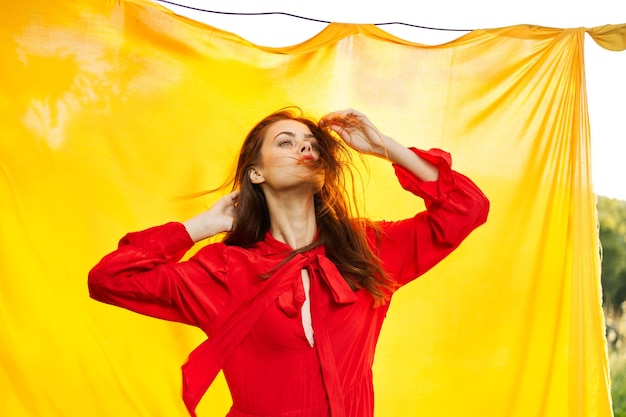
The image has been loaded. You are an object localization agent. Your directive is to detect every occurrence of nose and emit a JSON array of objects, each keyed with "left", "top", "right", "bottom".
[{"left": 299, "top": 140, "right": 312, "bottom": 154}]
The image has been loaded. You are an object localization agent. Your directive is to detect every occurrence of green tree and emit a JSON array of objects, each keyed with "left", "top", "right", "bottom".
[{"left": 598, "top": 196, "right": 626, "bottom": 316}]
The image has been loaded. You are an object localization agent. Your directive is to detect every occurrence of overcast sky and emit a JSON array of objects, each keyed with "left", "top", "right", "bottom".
[{"left": 156, "top": 0, "right": 626, "bottom": 200}]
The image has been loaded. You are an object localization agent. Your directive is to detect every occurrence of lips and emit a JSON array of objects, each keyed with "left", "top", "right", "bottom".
[{"left": 299, "top": 155, "right": 315, "bottom": 162}]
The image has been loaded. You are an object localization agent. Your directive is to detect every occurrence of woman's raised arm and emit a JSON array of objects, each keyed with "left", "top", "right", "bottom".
[{"left": 320, "top": 109, "right": 439, "bottom": 182}]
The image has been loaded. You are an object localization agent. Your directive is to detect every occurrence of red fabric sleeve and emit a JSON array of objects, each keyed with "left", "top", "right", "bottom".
[
  {"left": 88, "top": 222, "right": 232, "bottom": 328},
  {"left": 373, "top": 148, "right": 490, "bottom": 289}
]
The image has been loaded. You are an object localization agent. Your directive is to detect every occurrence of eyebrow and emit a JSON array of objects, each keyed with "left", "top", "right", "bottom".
[{"left": 273, "top": 131, "right": 317, "bottom": 141}]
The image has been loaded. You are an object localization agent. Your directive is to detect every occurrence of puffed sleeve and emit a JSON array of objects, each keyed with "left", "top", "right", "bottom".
[
  {"left": 88, "top": 222, "right": 232, "bottom": 328},
  {"left": 372, "top": 147, "right": 490, "bottom": 289}
]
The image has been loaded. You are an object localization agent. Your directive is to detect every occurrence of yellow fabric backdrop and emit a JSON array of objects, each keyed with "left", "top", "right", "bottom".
[{"left": 1, "top": 1, "right": 622, "bottom": 416}]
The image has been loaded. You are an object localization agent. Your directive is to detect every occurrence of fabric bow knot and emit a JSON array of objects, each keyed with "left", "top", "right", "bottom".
[{"left": 276, "top": 254, "right": 358, "bottom": 317}]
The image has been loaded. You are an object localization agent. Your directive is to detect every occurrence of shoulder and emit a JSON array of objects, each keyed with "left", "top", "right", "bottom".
[{"left": 192, "top": 241, "right": 285, "bottom": 279}]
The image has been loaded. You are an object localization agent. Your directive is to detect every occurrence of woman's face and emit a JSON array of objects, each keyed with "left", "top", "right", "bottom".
[{"left": 249, "top": 119, "right": 324, "bottom": 192}]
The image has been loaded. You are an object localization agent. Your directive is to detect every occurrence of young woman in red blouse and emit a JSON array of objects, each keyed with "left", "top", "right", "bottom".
[{"left": 88, "top": 108, "right": 489, "bottom": 417}]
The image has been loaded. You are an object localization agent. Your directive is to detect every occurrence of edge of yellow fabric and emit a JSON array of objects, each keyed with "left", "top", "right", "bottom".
[
  {"left": 586, "top": 24, "right": 626, "bottom": 51},
  {"left": 133, "top": 0, "right": 626, "bottom": 53}
]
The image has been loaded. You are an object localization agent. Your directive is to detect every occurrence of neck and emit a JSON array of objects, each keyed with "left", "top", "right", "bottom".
[{"left": 263, "top": 189, "right": 317, "bottom": 250}]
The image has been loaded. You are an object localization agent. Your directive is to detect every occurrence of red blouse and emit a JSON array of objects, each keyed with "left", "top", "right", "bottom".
[{"left": 88, "top": 148, "right": 489, "bottom": 417}]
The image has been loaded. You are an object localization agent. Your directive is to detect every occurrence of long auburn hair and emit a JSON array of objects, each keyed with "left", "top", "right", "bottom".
[{"left": 222, "top": 108, "right": 396, "bottom": 303}]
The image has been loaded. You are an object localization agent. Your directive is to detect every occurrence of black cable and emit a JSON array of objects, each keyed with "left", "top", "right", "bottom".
[{"left": 154, "top": 0, "right": 473, "bottom": 32}]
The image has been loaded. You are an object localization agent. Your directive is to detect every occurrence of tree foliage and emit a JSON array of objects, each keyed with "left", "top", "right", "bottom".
[{"left": 598, "top": 196, "right": 626, "bottom": 315}]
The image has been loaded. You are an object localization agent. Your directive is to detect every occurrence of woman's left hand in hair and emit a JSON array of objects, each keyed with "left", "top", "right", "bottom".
[
  {"left": 182, "top": 191, "right": 239, "bottom": 243},
  {"left": 320, "top": 109, "right": 390, "bottom": 158}
]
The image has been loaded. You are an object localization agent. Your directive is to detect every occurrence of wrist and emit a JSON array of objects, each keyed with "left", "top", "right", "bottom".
[
  {"left": 378, "top": 136, "right": 404, "bottom": 163},
  {"left": 183, "top": 215, "right": 214, "bottom": 243}
]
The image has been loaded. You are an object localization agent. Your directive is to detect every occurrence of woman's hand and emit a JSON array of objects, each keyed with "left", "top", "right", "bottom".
[
  {"left": 321, "top": 108, "right": 439, "bottom": 182},
  {"left": 320, "top": 109, "right": 390, "bottom": 158},
  {"left": 183, "top": 191, "right": 239, "bottom": 242}
]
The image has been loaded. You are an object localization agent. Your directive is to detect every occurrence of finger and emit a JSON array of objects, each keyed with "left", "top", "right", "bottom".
[
  {"left": 324, "top": 123, "right": 351, "bottom": 142},
  {"left": 320, "top": 109, "right": 359, "bottom": 125},
  {"left": 322, "top": 117, "right": 359, "bottom": 134},
  {"left": 225, "top": 191, "right": 239, "bottom": 208},
  {"left": 213, "top": 191, "right": 239, "bottom": 211}
]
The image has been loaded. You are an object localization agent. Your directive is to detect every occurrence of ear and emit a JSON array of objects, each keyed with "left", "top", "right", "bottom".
[{"left": 249, "top": 166, "right": 265, "bottom": 184}]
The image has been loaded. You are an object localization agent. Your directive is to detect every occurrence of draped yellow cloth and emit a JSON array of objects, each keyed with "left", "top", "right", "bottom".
[{"left": 1, "top": 1, "right": 622, "bottom": 416}]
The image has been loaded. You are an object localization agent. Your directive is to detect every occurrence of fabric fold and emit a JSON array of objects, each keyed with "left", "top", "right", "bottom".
[{"left": 586, "top": 24, "right": 626, "bottom": 51}]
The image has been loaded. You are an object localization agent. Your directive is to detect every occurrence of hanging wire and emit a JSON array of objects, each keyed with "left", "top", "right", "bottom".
[{"left": 154, "top": 0, "right": 474, "bottom": 32}]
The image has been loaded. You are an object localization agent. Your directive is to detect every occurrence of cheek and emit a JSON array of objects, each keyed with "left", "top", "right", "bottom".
[{"left": 265, "top": 151, "right": 298, "bottom": 168}]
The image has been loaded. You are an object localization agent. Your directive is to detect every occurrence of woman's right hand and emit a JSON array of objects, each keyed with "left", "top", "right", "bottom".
[{"left": 183, "top": 190, "right": 239, "bottom": 242}]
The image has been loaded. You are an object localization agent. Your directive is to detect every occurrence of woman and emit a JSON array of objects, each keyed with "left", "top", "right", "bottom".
[{"left": 88, "top": 108, "right": 489, "bottom": 417}]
